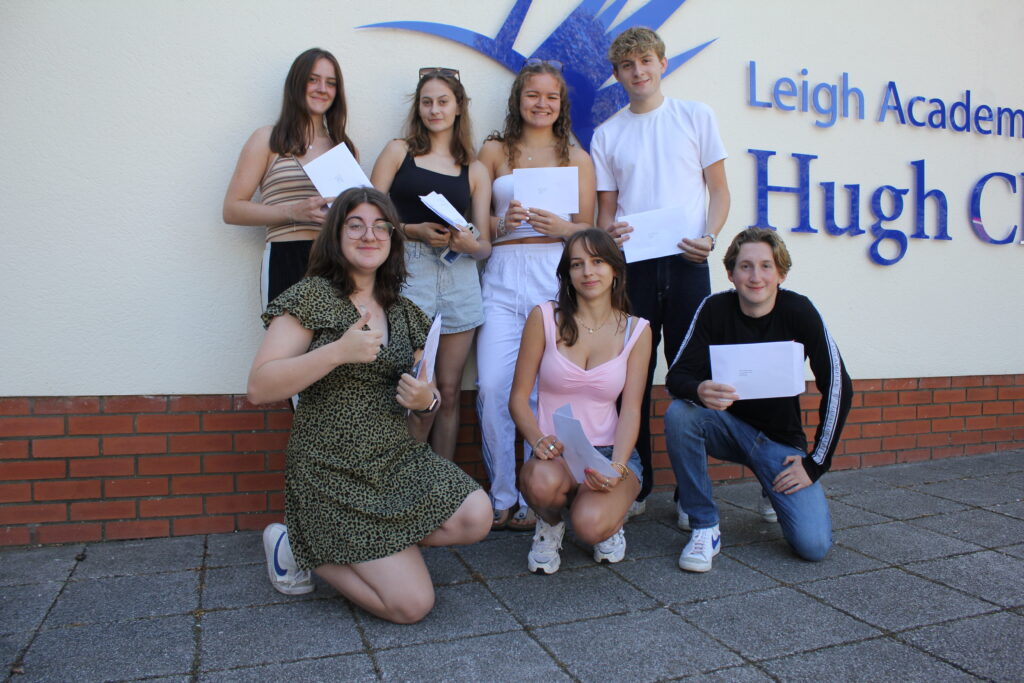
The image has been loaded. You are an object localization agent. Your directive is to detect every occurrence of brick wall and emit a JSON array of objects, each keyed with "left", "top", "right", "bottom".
[{"left": 2, "top": 374, "right": 1022, "bottom": 546}]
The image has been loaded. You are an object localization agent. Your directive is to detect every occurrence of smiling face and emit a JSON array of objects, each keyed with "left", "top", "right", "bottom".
[
  {"left": 418, "top": 77, "right": 458, "bottom": 134},
  {"left": 519, "top": 73, "right": 562, "bottom": 129},
  {"left": 613, "top": 49, "right": 667, "bottom": 104},
  {"left": 727, "top": 241, "right": 786, "bottom": 318},
  {"left": 340, "top": 202, "right": 392, "bottom": 276},
  {"left": 568, "top": 238, "right": 616, "bottom": 302},
  {"left": 305, "top": 57, "right": 338, "bottom": 116}
]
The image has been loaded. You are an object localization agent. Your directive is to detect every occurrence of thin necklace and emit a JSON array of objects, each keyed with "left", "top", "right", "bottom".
[{"left": 576, "top": 311, "right": 614, "bottom": 334}]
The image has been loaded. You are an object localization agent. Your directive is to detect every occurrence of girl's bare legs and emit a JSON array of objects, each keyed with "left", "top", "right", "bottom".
[
  {"left": 430, "top": 329, "right": 476, "bottom": 461},
  {"left": 420, "top": 488, "right": 492, "bottom": 547},
  {"left": 570, "top": 476, "right": 641, "bottom": 545},
  {"left": 315, "top": 546, "right": 434, "bottom": 624},
  {"left": 315, "top": 490, "right": 490, "bottom": 624},
  {"left": 520, "top": 457, "right": 576, "bottom": 525}
]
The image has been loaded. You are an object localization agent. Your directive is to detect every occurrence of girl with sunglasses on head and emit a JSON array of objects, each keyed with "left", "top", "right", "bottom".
[
  {"left": 223, "top": 48, "right": 359, "bottom": 310},
  {"left": 476, "top": 60, "right": 597, "bottom": 531},
  {"left": 510, "top": 228, "right": 650, "bottom": 573},
  {"left": 371, "top": 67, "right": 491, "bottom": 464},
  {"left": 248, "top": 187, "right": 491, "bottom": 624}
]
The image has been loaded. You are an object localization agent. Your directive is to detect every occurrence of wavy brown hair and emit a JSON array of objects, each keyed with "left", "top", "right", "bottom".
[
  {"left": 269, "top": 48, "right": 358, "bottom": 159},
  {"left": 723, "top": 227, "right": 792, "bottom": 277},
  {"left": 555, "top": 228, "right": 630, "bottom": 346},
  {"left": 306, "top": 187, "right": 407, "bottom": 309},
  {"left": 486, "top": 62, "right": 572, "bottom": 168},
  {"left": 404, "top": 73, "right": 474, "bottom": 166}
]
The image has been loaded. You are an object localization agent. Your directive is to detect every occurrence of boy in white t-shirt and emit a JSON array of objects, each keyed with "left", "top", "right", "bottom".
[{"left": 591, "top": 27, "right": 730, "bottom": 508}]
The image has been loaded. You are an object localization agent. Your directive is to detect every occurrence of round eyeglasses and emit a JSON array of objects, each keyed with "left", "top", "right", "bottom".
[{"left": 343, "top": 220, "right": 395, "bottom": 240}]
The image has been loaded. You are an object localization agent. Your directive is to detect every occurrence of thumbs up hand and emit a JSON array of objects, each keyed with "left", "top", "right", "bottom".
[{"left": 335, "top": 308, "right": 384, "bottom": 364}]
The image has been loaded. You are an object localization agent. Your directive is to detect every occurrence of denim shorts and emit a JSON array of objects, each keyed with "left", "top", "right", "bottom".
[
  {"left": 595, "top": 446, "right": 643, "bottom": 486},
  {"left": 402, "top": 242, "right": 484, "bottom": 334}
]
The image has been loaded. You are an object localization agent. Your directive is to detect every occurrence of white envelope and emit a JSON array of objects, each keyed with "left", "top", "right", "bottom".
[
  {"left": 551, "top": 404, "right": 619, "bottom": 483},
  {"left": 418, "top": 315, "right": 443, "bottom": 384},
  {"left": 302, "top": 143, "right": 371, "bottom": 200},
  {"left": 709, "top": 341, "right": 806, "bottom": 400},
  {"left": 619, "top": 205, "right": 699, "bottom": 263},
  {"left": 512, "top": 167, "right": 579, "bottom": 216}
]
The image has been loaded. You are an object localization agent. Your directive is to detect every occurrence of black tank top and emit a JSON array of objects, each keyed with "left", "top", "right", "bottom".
[{"left": 389, "top": 152, "right": 471, "bottom": 225}]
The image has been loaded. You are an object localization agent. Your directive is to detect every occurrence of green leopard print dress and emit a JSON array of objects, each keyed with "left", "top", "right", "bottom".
[{"left": 262, "top": 276, "right": 480, "bottom": 568}]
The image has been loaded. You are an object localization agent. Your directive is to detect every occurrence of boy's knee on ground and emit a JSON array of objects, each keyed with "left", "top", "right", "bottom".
[{"left": 789, "top": 532, "right": 831, "bottom": 562}]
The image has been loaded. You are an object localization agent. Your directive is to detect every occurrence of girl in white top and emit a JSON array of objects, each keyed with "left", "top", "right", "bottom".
[{"left": 476, "top": 60, "right": 596, "bottom": 531}]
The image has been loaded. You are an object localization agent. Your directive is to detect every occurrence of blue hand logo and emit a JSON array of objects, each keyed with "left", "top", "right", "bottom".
[{"left": 359, "top": 0, "right": 716, "bottom": 150}]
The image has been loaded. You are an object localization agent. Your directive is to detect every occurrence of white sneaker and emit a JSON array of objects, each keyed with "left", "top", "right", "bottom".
[
  {"left": 626, "top": 500, "right": 646, "bottom": 520},
  {"left": 262, "top": 523, "right": 314, "bottom": 595},
  {"left": 676, "top": 504, "right": 691, "bottom": 531},
  {"left": 678, "top": 525, "right": 721, "bottom": 573},
  {"left": 593, "top": 528, "right": 626, "bottom": 564},
  {"left": 527, "top": 517, "right": 565, "bottom": 575},
  {"left": 758, "top": 495, "right": 778, "bottom": 523}
]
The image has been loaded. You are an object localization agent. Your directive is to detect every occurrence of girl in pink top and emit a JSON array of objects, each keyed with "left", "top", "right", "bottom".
[{"left": 509, "top": 229, "right": 652, "bottom": 573}]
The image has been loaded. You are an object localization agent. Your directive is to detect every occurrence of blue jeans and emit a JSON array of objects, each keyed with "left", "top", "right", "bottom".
[{"left": 665, "top": 399, "right": 832, "bottom": 561}]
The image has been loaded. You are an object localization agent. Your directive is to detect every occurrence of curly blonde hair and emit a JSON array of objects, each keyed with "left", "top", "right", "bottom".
[{"left": 608, "top": 27, "right": 666, "bottom": 66}]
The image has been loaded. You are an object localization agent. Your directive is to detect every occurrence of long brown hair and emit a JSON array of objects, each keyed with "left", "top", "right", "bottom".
[
  {"left": 555, "top": 228, "right": 630, "bottom": 346},
  {"left": 486, "top": 62, "right": 572, "bottom": 169},
  {"left": 269, "top": 48, "right": 358, "bottom": 159},
  {"left": 404, "top": 73, "right": 474, "bottom": 166},
  {"left": 306, "top": 187, "right": 407, "bottom": 309}
]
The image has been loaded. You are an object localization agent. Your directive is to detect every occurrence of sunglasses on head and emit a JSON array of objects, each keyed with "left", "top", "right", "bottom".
[
  {"left": 524, "top": 58, "right": 564, "bottom": 72},
  {"left": 418, "top": 67, "right": 460, "bottom": 81}
]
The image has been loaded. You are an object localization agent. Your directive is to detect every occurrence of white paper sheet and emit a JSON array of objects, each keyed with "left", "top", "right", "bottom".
[
  {"left": 418, "top": 314, "right": 443, "bottom": 384},
  {"left": 551, "top": 404, "right": 619, "bottom": 483},
  {"left": 512, "top": 167, "right": 579, "bottom": 216},
  {"left": 619, "top": 205, "right": 700, "bottom": 263},
  {"left": 419, "top": 191, "right": 468, "bottom": 230},
  {"left": 301, "top": 143, "right": 371, "bottom": 200},
  {"left": 709, "top": 341, "right": 806, "bottom": 400}
]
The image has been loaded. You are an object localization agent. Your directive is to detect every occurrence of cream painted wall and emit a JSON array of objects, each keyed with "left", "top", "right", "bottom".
[{"left": 1, "top": 0, "right": 1021, "bottom": 395}]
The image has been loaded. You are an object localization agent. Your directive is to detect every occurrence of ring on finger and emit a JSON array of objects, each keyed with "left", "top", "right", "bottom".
[{"left": 547, "top": 443, "right": 555, "bottom": 452}]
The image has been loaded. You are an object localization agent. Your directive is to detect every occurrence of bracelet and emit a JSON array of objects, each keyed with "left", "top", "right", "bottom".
[
  {"left": 609, "top": 462, "right": 631, "bottom": 480},
  {"left": 496, "top": 216, "right": 506, "bottom": 237},
  {"left": 414, "top": 392, "right": 440, "bottom": 415},
  {"left": 533, "top": 435, "right": 547, "bottom": 451}
]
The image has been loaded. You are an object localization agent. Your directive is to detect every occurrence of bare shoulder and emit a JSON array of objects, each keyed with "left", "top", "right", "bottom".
[{"left": 568, "top": 143, "right": 593, "bottom": 167}]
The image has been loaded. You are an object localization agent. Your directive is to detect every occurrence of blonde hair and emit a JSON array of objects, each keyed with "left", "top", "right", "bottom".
[
  {"left": 608, "top": 27, "right": 666, "bottom": 66},
  {"left": 723, "top": 228, "right": 793, "bottom": 277}
]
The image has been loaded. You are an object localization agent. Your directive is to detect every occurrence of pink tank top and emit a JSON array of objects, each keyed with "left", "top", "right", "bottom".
[{"left": 536, "top": 301, "right": 650, "bottom": 446}]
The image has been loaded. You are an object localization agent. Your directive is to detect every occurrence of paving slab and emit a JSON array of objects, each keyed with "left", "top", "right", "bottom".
[
  {"left": 45, "top": 571, "right": 198, "bottom": 627},
  {"left": 861, "top": 461, "right": 965, "bottom": 487},
  {"left": 19, "top": 615, "right": 194, "bottom": 682},
  {"left": 0, "top": 545, "right": 81, "bottom": 587},
  {"left": 726, "top": 541, "right": 885, "bottom": 584},
  {"left": 76, "top": 536, "right": 205, "bottom": 578},
  {"left": 909, "top": 507, "right": 1024, "bottom": 548},
  {"left": 837, "top": 488, "right": 967, "bottom": 520},
  {"left": 454, "top": 532, "right": 591, "bottom": 579},
  {"left": 203, "top": 564, "right": 324, "bottom": 610},
  {"left": 802, "top": 568, "right": 993, "bottom": 631},
  {"left": 0, "top": 582, "right": 61, "bottom": 634},
  {"left": 488, "top": 565, "right": 656, "bottom": 628},
  {"left": 683, "top": 665, "right": 774, "bottom": 681},
  {"left": 759, "top": 637, "right": 975, "bottom": 681},
  {"left": 985, "top": 499, "right": 1024, "bottom": 521},
  {"left": 358, "top": 582, "right": 519, "bottom": 649},
  {"left": 901, "top": 611, "right": 1024, "bottom": 682},
  {"left": 201, "top": 654, "right": 377, "bottom": 682},
  {"left": 826, "top": 499, "right": 891, "bottom": 530},
  {"left": 0, "top": 631, "right": 31, "bottom": 670},
  {"left": 907, "top": 550, "right": 1024, "bottom": 607},
  {"left": 612, "top": 518, "right": 684, "bottom": 560},
  {"left": 206, "top": 531, "right": 262, "bottom": 568},
  {"left": 200, "top": 600, "right": 362, "bottom": 670},
  {"left": 1000, "top": 543, "right": 1024, "bottom": 559},
  {"left": 818, "top": 469, "right": 891, "bottom": 497},
  {"left": 711, "top": 503, "right": 785, "bottom": 546},
  {"left": 835, "top": 520, "right": 981, "bottom": 564},
  {"left": 375, "top": 631, "right": 569, "bottom": 682},
  {"left": 673, "top": 586, "right": 878, "bottom": 660},
  {"left": 613, "top": 553, "right": 778, "bottom": 605},
  {"left": 911, "top": 477, "right": 1024, "bottom": 507},
  {"left": 420, "top": 546, "right": 473, "bottom": 585},
  {"left": 533, "top": 608, "right": 741, "bottom": 681},
  {"left": 931, "top": 450, "right": 1024, "bottom": 477}
]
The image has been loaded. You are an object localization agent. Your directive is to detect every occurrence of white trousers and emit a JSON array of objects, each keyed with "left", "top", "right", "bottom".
[{"left": 476, "top": 243, "right": 562, "bottom": 511}]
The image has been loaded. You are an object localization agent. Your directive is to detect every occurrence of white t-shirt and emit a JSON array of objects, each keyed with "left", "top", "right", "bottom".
[{"left": 591, "top": 97, "right": 727, "bottom": 236}]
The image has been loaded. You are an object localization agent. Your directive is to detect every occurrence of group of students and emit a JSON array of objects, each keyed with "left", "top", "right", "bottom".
[{"left": 225, "top": 28, "right": 852, "bottom": 625}]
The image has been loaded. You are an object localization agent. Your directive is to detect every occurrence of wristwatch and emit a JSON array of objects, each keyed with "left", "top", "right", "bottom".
[
  {"left": 414, "top": 393, "right": 440, "bottom": 415},
  {"left": 701, "top": 233, "right": 717, "bottom": 251}
]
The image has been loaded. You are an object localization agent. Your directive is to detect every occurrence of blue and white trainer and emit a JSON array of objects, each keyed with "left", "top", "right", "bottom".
[
  {"left": 678, "top": 524, "right": 721, "bottom": 573},
  {"left": 262, "top": 523, "right": 314, "bottom": 595}
]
